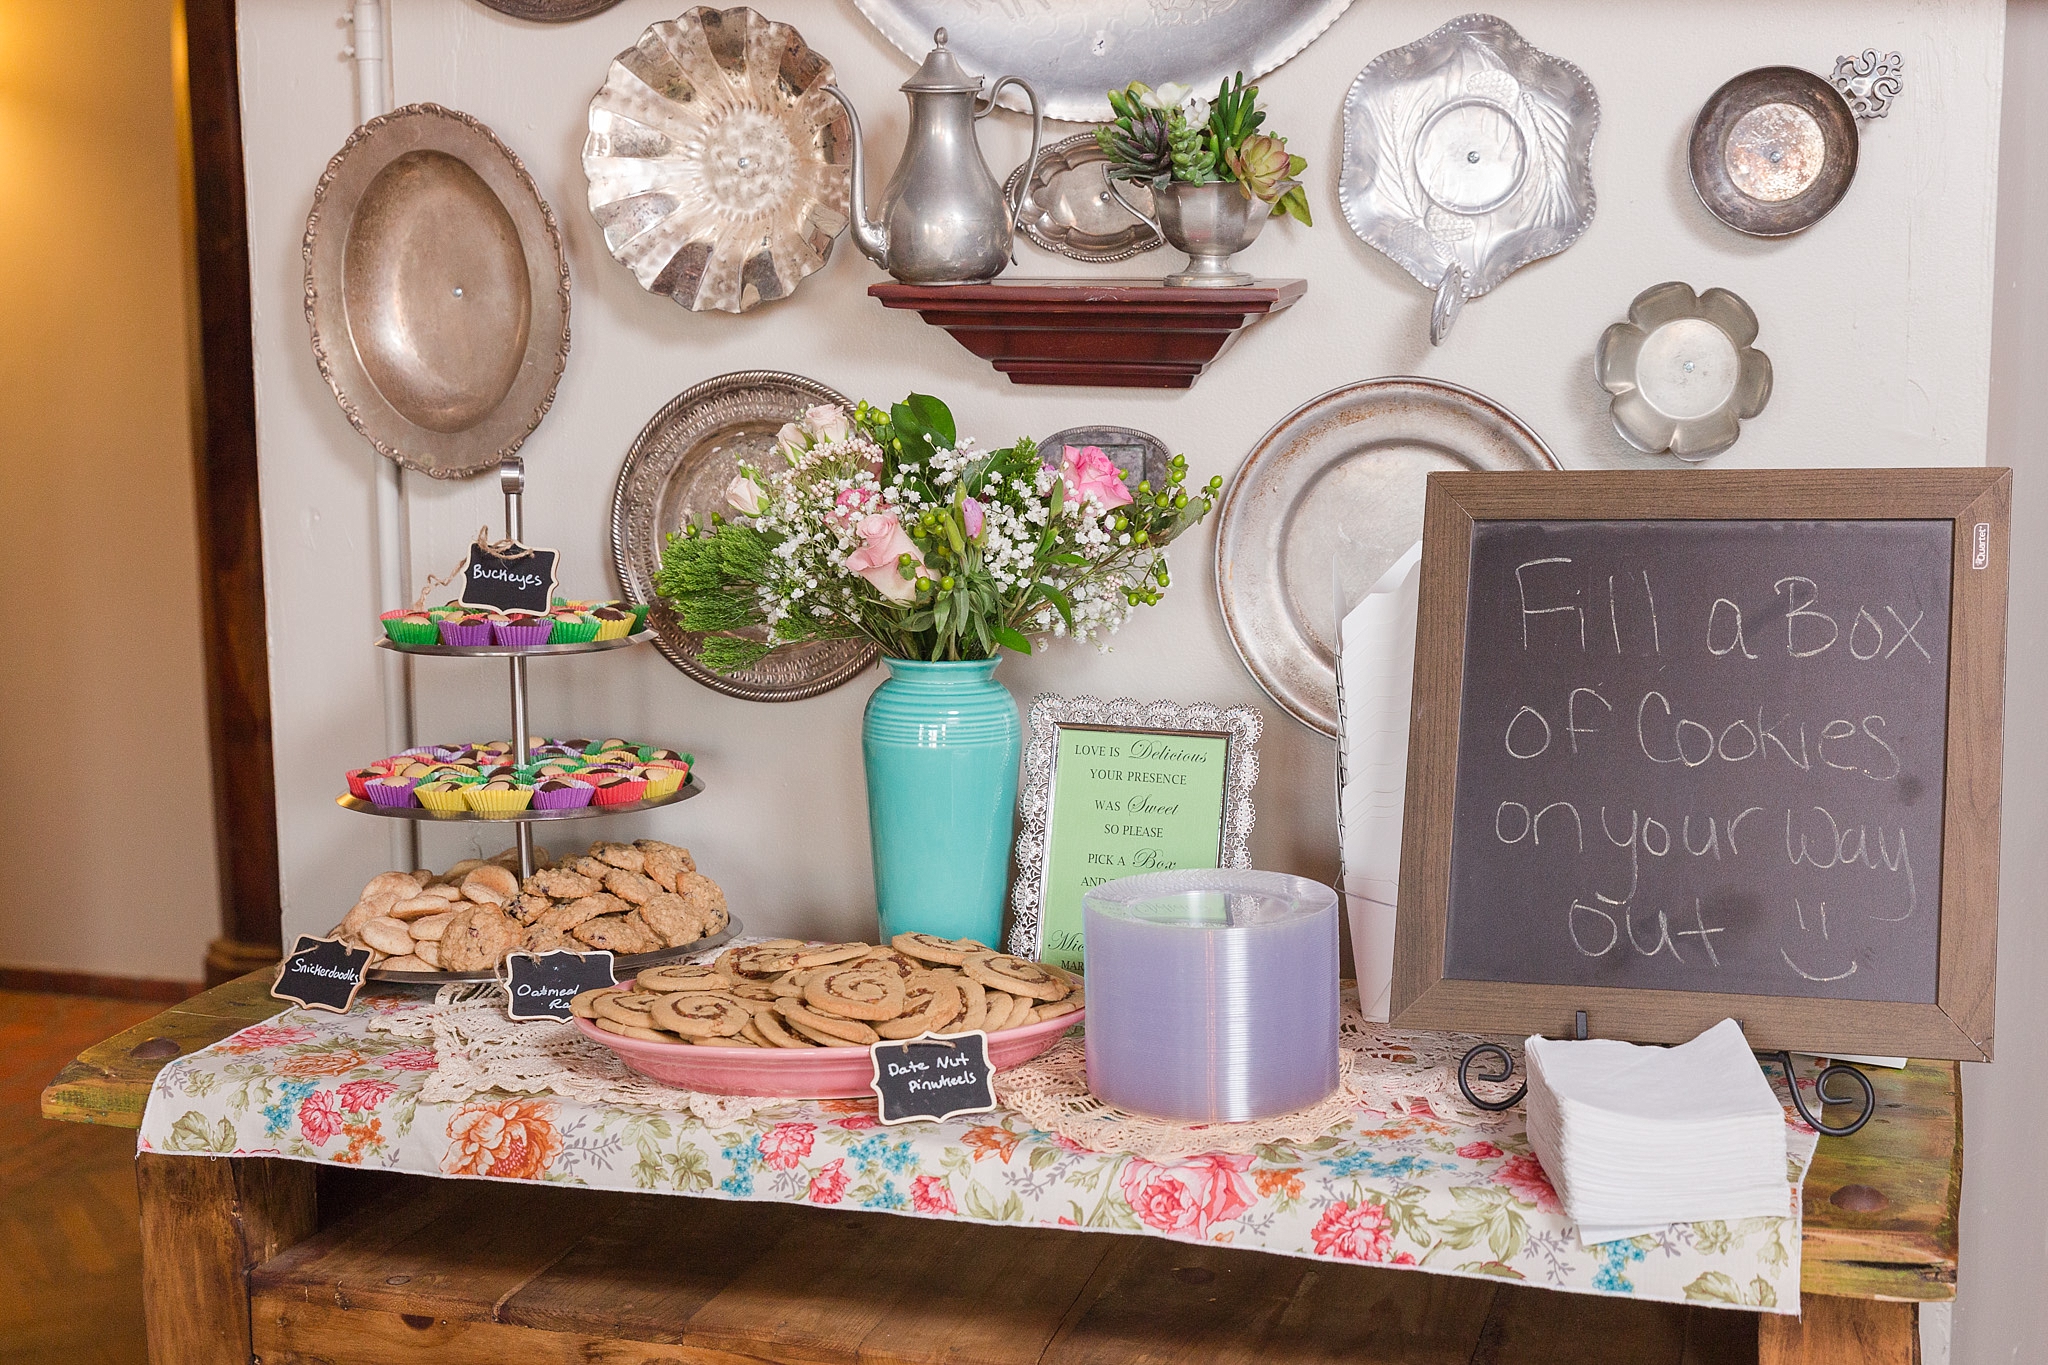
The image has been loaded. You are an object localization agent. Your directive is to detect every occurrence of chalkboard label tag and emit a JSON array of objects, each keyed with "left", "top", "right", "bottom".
[
  {"left": 271, "top": 934, "right": 373, "bottom": 1014},
  {"left": 869, "top": 1032, "right": 997, "bottom": 1125},
  {"left": 502, "top": 950, "right": 617, "bottom": 1021},
  {"left": 458, "top": 540, "right": 559, "bottom": 614}
]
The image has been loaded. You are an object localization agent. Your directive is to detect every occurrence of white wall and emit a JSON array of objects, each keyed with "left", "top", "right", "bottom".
[{"left": 0, "top": 0, "right": 220, "bottom": 982}]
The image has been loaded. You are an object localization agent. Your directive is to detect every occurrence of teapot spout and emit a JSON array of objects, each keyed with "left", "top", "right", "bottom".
[{"left": 825, "top": 85, "right": 888, "bottom": 268}]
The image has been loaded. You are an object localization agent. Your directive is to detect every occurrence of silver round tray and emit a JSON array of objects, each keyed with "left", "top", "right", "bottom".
[
  {"left": 1005, "top": 134, "right": 1160, "bottom": 264},
  {"left": 611, "top": 371, "right": 877, "bottom": 702},
  {"left": 374, "top": 628, "right": 655, "bottom": 658},
  {"left": 305, "top": 104, "right": 571, "bottom": 479},
  {"left": 337, "top": 775, "right": 702, "bottom": 823},
  {"left": 850, "top": 0, "right": 1354, "bottom": 123},
  {"left": 368, "top": 915, "right": 740, "bottom": 985},
  {"left": 1215, "top": 377, "right": 1559, "bottom": 735}
]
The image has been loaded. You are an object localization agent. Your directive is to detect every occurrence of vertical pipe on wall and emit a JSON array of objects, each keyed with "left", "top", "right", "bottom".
[{"left": 349, "top": 0, "right": 418, "bottom": 871}]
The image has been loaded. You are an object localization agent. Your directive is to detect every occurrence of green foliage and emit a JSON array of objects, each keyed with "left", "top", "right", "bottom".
[{"left": 1095, "top": 72, "right": 1309, "bottom": 225}]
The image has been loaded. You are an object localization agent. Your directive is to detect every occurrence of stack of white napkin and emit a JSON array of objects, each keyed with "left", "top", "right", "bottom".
[
  {"left": 1335, "top": 540, "right": 1423, "bottom": 1022},
  {"left": 1524, "top": 1019, "right": 1791, "bottom": 1246}
]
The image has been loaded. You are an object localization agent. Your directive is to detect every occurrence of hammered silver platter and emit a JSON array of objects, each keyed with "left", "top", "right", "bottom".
[
  {"left": 1215, "top": 376, "right": 1559, "bottom": 735},
  {"left": 612, "top": 371, "right": 877, "bottom": 701},
  {"left": 338, "top": 776, "right": 702, "bottom": 823},
  {"left": 1339, "top": 13, "right": 1598, "bottom": 345},
  {"left": 850, "top": 0, "right": 1354, "bottom": 123},
  {"left": 1005, "top": 133, "right": 1160, "bottom": 263},
  {"left": 306, "top": 103, "right": 571, "bottom": 480},
  {"left": 369, "top": 915, "right": 740, "bottom": 985},
  {"left": 584, "top": 7, "right": 852, "bottom": 314}
]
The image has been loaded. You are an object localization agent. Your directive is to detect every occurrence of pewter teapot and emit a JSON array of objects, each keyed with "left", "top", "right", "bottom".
[{"left": 826, "top": 30, "right": 1043, "bottom": 284}]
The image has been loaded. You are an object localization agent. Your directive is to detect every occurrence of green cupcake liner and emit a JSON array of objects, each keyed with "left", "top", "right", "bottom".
[
  {"left": 549, "top": 615, "right": 599, "bottom": 644},
  {"left": 382, "top": 618, "right": 440, "bottom": 645},
  {"left": 626, "top": 602, "right": 651, "bottom": 632}
]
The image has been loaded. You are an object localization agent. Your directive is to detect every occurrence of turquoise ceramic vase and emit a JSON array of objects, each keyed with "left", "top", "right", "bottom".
[{"left": 862, "top": 657, "right": 1022, "bottom": 947}]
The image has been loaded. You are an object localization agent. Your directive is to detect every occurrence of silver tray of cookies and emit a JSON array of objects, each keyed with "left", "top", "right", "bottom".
[{"left": 326, "top": 838, "right": 735, "bottom": 983}]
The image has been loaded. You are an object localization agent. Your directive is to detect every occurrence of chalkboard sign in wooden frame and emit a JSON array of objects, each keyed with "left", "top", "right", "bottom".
[{"left": 1393, "top": 469, "right": 2011, "bottom": 1060}]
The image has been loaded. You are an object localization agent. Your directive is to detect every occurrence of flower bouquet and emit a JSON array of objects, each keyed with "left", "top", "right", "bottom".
[
  {"left": 655, "top": 394, "right": 1220, "bottom": 948},
  {"left": 655, "top": 394, "right": 1219, "bottom": 669}
]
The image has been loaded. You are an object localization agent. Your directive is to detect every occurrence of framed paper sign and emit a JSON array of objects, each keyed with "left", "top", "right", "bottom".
[
  {"left": 1008, "top": 695, "right": 1262, "bottom": 972},
  {"left": 1392, "top": 469, "right": 2011, "bottom": 1060}
]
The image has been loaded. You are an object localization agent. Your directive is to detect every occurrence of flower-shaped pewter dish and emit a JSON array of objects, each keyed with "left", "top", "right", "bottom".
[
  {"left": 583, "top": 7, "right": 852, "bottom": 314},
  {"left": 1596, "top": 282, "right": 1772, "bottom": 462},
  {"left": 1339, "top": 13, "right": 1598, "bottom": 345}
]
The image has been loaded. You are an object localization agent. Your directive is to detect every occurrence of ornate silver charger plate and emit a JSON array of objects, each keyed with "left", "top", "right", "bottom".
[
  {"left": 1005, "top": 134, "right": 1160, "bottom": 264},
  {"left": 1215, "top": 377, "right": 1559, "bottom": 735},
  {"left": 584, "top": 7, "right": 852, "bottom": 314},
  {"left": 370, "top": 916, "right": 740, "bottom": 985},
  {"left": 1038, "top": 425, "right": 1170, "bottom": 492},
  {"left": 474, "top": 0, "right": 622, "bottom": 19},
  {"left": 305, "top": 103, "right": 571, "bottom": 479},
  {"left": 1339, "top": 13, "right": 1598, "bottom": 345},
  {"left": 849, "top": 0, "right": 1354, "bottom": 123},
  {"left": 611, "top": 371, "right": 877, "bottom": 701}
]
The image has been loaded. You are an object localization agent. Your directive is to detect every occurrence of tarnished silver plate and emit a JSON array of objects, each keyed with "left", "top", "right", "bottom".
[
  {"left": 1038, "top": 424, "right": 1170, "bottom": 491},
  {"left": 1339, "top": 14, "right": 1598, "bottom": 345},
  {"left": 1005, "top": 134, "right": 1160, "bottom": 264},
  {"left": 583, "top": 7, "right": 852, "bottom": 314},
  {"left": 611, "top": 371, "right": 877, "bottom": 701},
  {"left": 1215, "top": 377, "right": 1559, "bottom": 734},
  {"left": 305, "top": 103, "right": 571, "bottom": 480},
  {"left": 849, "top": 0, "right": 1354, "bottom": 124}
]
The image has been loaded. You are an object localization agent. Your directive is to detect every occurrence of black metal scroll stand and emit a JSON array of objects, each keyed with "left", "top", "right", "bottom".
[{"left": 1453, "top": 1014, "right": 1878, "bottom": 1137}]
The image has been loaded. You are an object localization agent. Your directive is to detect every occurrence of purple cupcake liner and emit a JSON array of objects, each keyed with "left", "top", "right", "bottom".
[
  {"left": 492, "top": 619, "right": 553, "bottom": 648},
  {"left": 531, "top": 782, "right": 595, "bottom": 810},
  {"left": 365, "top": 780, "right": 420, "bottom": 808},
  {"left": 438, "top": 619, "right": 491, "bottom": 647}
]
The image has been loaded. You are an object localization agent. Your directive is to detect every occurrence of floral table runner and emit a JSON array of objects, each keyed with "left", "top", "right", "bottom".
[{"left": 138, "top": 990, "right": 1815, "bottom": 1313}]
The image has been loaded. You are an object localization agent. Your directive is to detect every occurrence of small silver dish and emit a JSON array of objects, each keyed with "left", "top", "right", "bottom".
[
  {"left": 1596, "top": 282, "right": 1772, "bottom": 461},
  {"left": 1688, "top": 50, "right": 1902, "bottom": 237},
  {"left": 1005, "top": 134, "right": 1160, "bottom": 264},
  {"left": 1339, "top": 13, "right": 1598, "bottom": 345},
  {"left": 1037, "top": 425, "right": 1170, "bottom": 492}
]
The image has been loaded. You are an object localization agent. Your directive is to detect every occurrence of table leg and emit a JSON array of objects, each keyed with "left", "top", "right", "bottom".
[
  {"left": 1757, "top": 1294, "right": 1920, "bottom": 1365},
  {"left": 136, "top": 1154, "right": 316, "bottom": 1365}
]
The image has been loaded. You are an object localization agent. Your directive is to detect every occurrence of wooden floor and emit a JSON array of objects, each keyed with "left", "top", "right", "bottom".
[{"left": 1, "top": 991, "right": 160, "bottom": 1365}]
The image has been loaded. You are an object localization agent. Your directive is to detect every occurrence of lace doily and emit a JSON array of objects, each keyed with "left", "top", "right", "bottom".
[
  {"left": 367, "top": 984, "right": 777, "bottom": 1124},
  {"left": 992, "top": 1005, "right": 1518, "bottom": 1159}
]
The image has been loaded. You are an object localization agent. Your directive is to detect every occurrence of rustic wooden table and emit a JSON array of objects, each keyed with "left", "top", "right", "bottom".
[{"left": 42, "top": 971, "right": 1957, "bottom": 1365}]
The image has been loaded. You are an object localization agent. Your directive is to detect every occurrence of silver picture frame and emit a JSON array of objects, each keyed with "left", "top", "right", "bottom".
[{"left": 1006, "top": 694, "right": 1263, "bottom": 963}]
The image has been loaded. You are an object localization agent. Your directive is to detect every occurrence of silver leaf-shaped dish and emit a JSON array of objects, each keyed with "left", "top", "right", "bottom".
[
  {"left": 583, "top": 6, "right": 852, "bottom": 314},
  {"left": 1339, "top": 13, "right": 1598, "bottom": 345},
  {"left": 611, "top": 371, "right": 877, "bottom": 701},
  {"left": 305, "top": 103, "right": 571, "bottom": 480},
  {"left": 1005, "top": 134, "right": 1161, "bottom": 264},
  {"left": 850, "top": 0, "right": 1354, "bottom": 123}
]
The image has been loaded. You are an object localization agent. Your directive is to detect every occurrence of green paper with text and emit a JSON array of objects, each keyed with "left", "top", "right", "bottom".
[{"left": 1037, "top": 725, "right": 1229, "bottom": 973}]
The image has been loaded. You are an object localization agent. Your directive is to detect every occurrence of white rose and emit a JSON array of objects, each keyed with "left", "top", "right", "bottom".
[
  {"left": 773, "top": 422, "right": 807, "bottom": 456},
  {"left": 802, "top": 404, "right": 850, "bottom": 444},
  {"left": 724, "top": 473, "right": 766, "bottom": 516}
]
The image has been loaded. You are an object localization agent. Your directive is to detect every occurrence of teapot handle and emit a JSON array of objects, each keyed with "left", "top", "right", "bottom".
[{"left": 980, "top": 76, "right": 1044, "bottom": 256}]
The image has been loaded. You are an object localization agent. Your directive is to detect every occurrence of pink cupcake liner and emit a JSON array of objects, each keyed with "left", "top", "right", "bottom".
[
  {"left": 531, "top": 782, "right": 595, "bottom": 810},
  {"left": 438, "top": 618, "right": 491, "bottom": 647},
  {"left": 590, "top": 779, "right": 650, "bottom": 807},
  {"left": 492, "top": 618, "right": 553, "bottom": 648}
]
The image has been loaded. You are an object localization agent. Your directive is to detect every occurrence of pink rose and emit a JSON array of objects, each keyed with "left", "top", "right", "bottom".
[
  {"left": 337, "top": 1079, "right": 397, "bottom": 1113},
  {"left": 382, "top": 1046, "right": 439, "bottom": 1072},
  {"left": 220, "top": 1023, "right": 317, "bottom": 1054},
  {"left": 829, "top": 487, "right": 878, "bottom": 526},
  {"left": 1495, "top": 1153, "right": 1561, "bottom": 1212},
  {"left": 1310, "top": 1199, "right": 1394, "bottom": 1261},
  {"left": 725, "top": 474, "right": 765, "bottom": 515},
  {"left": 299, "top": 1090, "right": 342, "bottom": 1145},
  {"left": 1456, "top": 1140, "right": 1503, "bottom": 1160},
  {"left": 1060, "top": 445, "right": 1134, "bottom": 511},
  {"left": 759, "top": 1122, "right": 817, "bottom": 1171},
  {"left": 834, "top": 1114, "right": 880, "bottom": 1132},
  {"left": 1117, "top": 1153, "right": 1254, "bottom": 1237},
  {"left": 911, "top": 1175, "right": 956, "bottom": 1214},
  {"left": 802, "top": 404, "right": 850, "bottom": 443},
  {"left": 844, "top": 513, "right": 923, "bottom": 603},
  {"left": 807, "top": 1158, "right": 849, "bottom": 1204},
  {"left": 962, "top": 496, "right": 984, "bottom": 539}
]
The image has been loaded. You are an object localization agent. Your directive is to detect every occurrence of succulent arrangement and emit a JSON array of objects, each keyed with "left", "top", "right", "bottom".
[{"left": 1096, "top": 74, "right": 1312, "bottom": 225}]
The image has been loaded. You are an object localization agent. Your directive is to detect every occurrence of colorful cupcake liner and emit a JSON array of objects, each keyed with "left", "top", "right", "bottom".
[
  {"left": 492, "top": 619, "right": 553, "bottom": 648},
  {"left": 437, "top": 619, "right": 491, "bottom": 647},
  {"left": 548, "top": 615, "right": 600, "bottom": 644},
  {"left": 463, "top": 787, "right": 535, "bottom": 817},
  {"left": 365, "top": 780, "right": 421, "bottom": 808},
  {"left": 590, "top": 779, "right": 650, "bottom": 807},
  {"left": 531, "top": 782, "right": 596, "bottom": 810},
  {"left": 414, "top": 783, "right": 475, "bottom": 812}
]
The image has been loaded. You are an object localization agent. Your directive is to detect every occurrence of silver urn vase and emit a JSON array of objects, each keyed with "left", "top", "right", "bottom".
[{"left": 1108, "top": 180, "right": 1283, "bottom": 287}]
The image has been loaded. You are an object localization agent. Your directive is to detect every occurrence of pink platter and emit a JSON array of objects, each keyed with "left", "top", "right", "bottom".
[{"left": 574, "top": 1003, "right": 1085, "bottom": 1099}]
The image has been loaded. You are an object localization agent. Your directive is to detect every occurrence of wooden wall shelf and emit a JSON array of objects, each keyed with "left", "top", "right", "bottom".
[{"left": 868, "top": 278, "right": 1307, "bottom": 389}]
